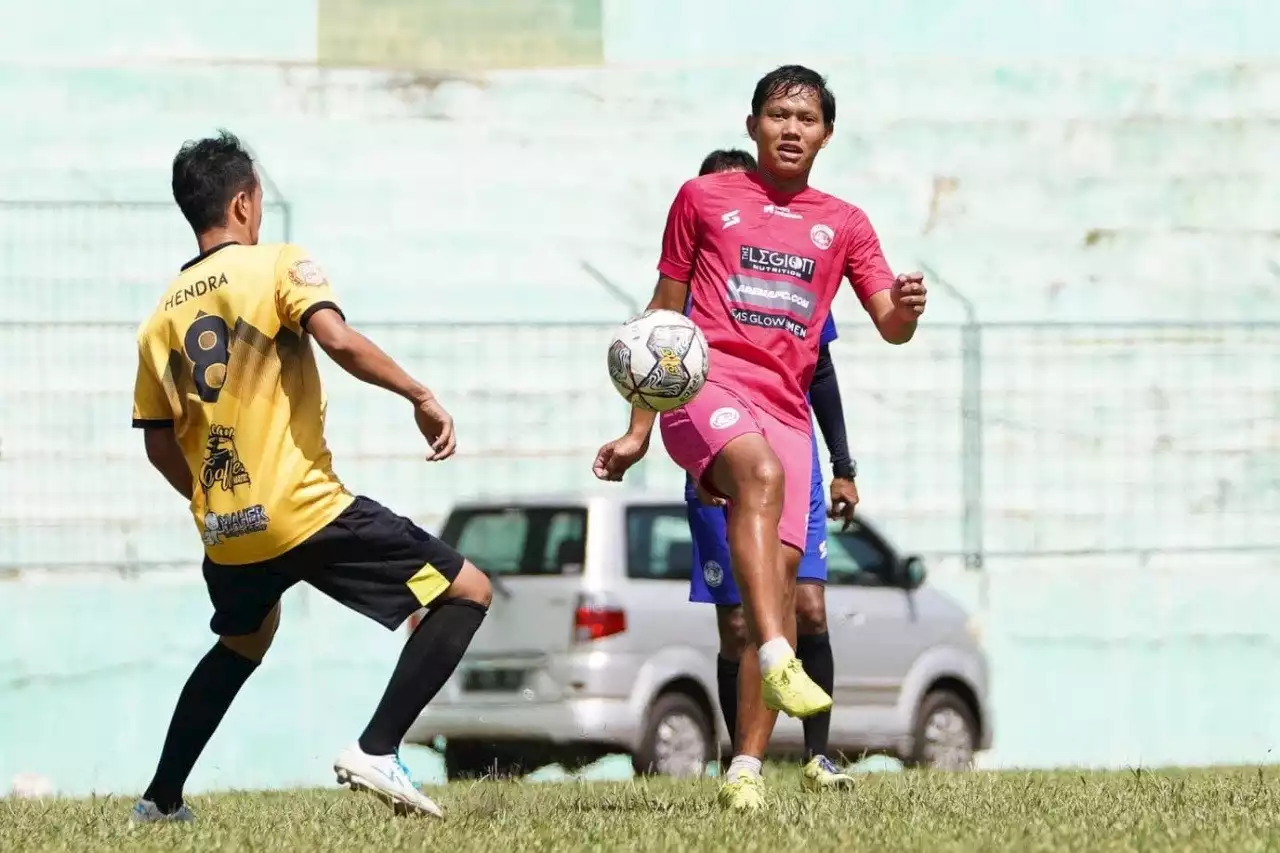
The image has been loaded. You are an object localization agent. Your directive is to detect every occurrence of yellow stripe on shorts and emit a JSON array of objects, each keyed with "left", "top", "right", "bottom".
[{"left": 405, "top": 563, "right": 449, "bottom": 606}]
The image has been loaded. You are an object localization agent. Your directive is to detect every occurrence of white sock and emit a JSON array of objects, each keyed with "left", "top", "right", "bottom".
[
  {"left": 726, "top": 755, "right": 763, "bottom": 781},
  {"left": 757, "top": 637, "right": 795, "bottom": 674}
]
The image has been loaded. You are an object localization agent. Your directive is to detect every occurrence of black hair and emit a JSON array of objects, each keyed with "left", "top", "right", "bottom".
[
  {"left": 751, "top": 65, "right": 836, "bottom": 126},
  {"left": 171, "top": 130, "right": 258, "bottom": 233},
  {"left": 698, "top": 149, "right": 758, "bottom": 176}
]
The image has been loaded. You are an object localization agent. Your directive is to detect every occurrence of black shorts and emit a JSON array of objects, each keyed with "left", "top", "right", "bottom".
[{"left": 203, "top": 495, "right": 465, "bottom": 637}]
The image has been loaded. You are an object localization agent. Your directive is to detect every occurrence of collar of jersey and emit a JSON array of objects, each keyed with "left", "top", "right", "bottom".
[{"left": 181, "top": 241, "right": 241, "bottom": 272}]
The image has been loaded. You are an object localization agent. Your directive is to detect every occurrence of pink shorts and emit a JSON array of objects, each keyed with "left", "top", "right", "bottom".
[{"left": 659, "top": 381, "right": 813, "bottom": 554}]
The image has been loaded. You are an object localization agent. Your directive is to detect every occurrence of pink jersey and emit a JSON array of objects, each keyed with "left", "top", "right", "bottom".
[{"left": 657, "top": 170, "right": 895, "bottom": 431}]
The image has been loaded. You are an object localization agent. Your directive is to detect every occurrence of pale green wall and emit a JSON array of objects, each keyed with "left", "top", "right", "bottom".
[{"left": 0, "top": 0, "right": 1275, "bottom": 66}]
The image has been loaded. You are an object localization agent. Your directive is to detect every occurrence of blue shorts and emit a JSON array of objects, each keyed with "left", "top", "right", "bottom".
[{"left": 685, "top": 423, "right": 826, "bottom": 606}]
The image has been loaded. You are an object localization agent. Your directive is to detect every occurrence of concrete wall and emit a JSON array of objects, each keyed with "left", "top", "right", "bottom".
[
  {"left": 1, "top": 0, "right": 1278, "bottom": 795},
  {"left": 2, "top": 0, "right": 1275, "bottom": 63}
]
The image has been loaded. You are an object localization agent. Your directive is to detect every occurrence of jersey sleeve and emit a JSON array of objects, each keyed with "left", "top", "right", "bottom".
[
  {"left": 274, "top": 244, "right": 344, "bottom": 332},
  {"left": 843, "top": 207, "right": 895, "bottom": 306},
  {"left": 819, "top": 314, "right": 838, "bottom": 345},
  {"left": 132, "top": 330, "right": 175, "bottom": 429},
  {"left": 656, "top": 179, "right": 702, "bottom": 282}
]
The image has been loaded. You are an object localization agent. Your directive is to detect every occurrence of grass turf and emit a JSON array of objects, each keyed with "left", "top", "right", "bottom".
[{"left": 5, "top": 766, "right": 1280, "bottom": 852}]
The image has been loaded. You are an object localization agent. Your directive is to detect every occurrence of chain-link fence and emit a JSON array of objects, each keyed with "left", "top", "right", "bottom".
[{"left": 1, "top": 314, "right": 1276, "bottom": 571}]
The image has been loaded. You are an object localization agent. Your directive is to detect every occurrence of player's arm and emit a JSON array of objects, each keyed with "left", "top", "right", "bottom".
[
  {"left": 275, "top": 247, "right": 454, "bottom": 459},
  {"left": 594, "top": 181, "right": 699, "bottom": 481},
  {"left": 809, "top": 344, "right": 853, "bottom": 481},
  {"left": 307, "top": 311, "right": 434, "bottom": 405},
  {"left": 132, "top": 337, "right": 193, "bottom": 500},
  {"left": 144, "top": 428, "right": 194, "bottom": 500},
  {"left": 844, "top": 209, "right": 925, "bottom": 345},
  {"left": 622, "top": 274, "right": 692, "bottom": 439},
  {"left": 274, "top": 247, "right": 429, "bottom": 403},
  {"left": 626, "top": 180, "right": 700, "bottom": 437}
]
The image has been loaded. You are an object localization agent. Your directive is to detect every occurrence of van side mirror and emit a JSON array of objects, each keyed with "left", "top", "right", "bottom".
[{"left": 897, "top": 555, "right": 926, "bottom": 590}]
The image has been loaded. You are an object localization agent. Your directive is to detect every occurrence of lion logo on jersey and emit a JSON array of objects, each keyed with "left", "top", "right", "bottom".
[{"left": 199, "top": 425, "right": 251, "bottom": 496}]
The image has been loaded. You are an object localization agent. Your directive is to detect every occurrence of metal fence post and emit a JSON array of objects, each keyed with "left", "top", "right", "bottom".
[
  {"left": 920, "top": 264, "right": 984, "bottom": 570},
  {"left": 960, "top": 321, "right": 985, "bottom": 570}
]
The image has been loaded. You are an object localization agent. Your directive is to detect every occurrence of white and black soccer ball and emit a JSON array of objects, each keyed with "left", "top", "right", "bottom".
[{"left": 607, "top": 309, "right": 709, "bottom": 412}]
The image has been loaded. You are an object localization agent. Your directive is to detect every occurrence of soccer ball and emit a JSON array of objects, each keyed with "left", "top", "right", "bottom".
[{"left": 607, "top": 309, "right": 709, "bottom": 412}]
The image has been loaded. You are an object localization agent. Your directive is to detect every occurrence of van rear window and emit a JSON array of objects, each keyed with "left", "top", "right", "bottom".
[
  {"left": 439, "top": 507, "right": 587, "bottom": 576},
  {"left": 625, "top": 505, "right": 693, "bottom": 581}
]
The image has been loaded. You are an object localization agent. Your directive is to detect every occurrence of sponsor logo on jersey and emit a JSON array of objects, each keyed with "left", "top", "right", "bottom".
[
  {"left": 739, "top": 245, "right": 816, "bottom": 282},
  {"left": 730, "top": 308, "right": 809, "bottom": 339},
  {"left": 762, "top": 204, "right": 802, "bottom": 220},
  {"left": 725, "top": 274, "right": 818, "bottom": 325},
  {"left": 202, "top": 505, "right": 270, "bottom": 546},
  {"left": 810, "top": 224, "right": 835, "bottom": 250},
  {"left": 199, "top": 425, "right": 250, "bottom": 496},
  {"left": 288, "top": 259, "right": 328, "bottom": 287}
]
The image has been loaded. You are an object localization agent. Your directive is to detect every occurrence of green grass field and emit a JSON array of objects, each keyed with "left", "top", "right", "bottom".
[{"left": 6, "top": 767, "right": 1280, "bottom": 853}]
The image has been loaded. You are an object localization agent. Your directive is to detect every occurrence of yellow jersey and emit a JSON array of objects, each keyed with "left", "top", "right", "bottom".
[{"left": 132, "top": 241, "right": 354, "bottom": 565}]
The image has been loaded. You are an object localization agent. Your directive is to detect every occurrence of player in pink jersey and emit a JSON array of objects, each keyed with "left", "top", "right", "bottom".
[{"left": 593, "top": 65, "right": 927, "bottom": 810}]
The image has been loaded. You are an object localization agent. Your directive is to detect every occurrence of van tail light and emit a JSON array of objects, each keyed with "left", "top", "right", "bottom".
[{"left": 573, "top": 593, "right": 626, "bottom": 643}]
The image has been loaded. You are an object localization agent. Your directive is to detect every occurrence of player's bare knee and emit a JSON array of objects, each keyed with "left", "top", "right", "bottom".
[
  {"left": 219, "top": 603, "right": 280, "bottom": 662},
  {"left": 713, "top": 435, "right": 784, "bottom": 508},
  {"left": 795, "top": 588, "right": 828, "bottom": 635},
  {"left": 445, "top": 560, "right": 493, "bottom": 608},
  {"left": 733, "top": 455, "right": 785, "bottom": 512},
  {"left": 717, "top": 607, "right": 750, "bottom": 660}
]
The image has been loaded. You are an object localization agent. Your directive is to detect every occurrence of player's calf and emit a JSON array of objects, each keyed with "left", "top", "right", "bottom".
[
  {"left": 710, "top": 434, "right": 788, "bottom": 648},
  {"left": 716, "top": 605, "right": 750, "bottom": 661},
  {"left": 343, "top": 561, "right": 490, "bottom": 817},
  {"left": 793, "top": 583, "right": 837, "bottom": 760},
  {"left": 135, "top": 603, "right": 281, "bottom": 821},
  {"left": 714, "top": 605, "right": 750, "bottom": 748}
]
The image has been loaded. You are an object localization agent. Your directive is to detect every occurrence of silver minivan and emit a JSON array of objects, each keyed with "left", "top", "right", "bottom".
[{"left": 405, "top": 491, "right": 992, "bottom": 778}]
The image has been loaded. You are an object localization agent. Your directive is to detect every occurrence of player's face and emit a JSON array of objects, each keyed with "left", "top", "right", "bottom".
[{"left": 746, "top": 87, "right": 831, "bottom": 180}]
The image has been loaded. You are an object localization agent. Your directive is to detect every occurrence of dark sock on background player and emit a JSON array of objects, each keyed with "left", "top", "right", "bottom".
[
  {"left": 716, "top": 655, "right": 740, "bottom": 749},
  {"left": 797, "top": 632, "right": 835, "bottom": 759},
  {"left": 358, "top": 599, "right": 488, "bottom": 755},
  {"left": 142, "top": 643, "right": 259, "bottom": 813}
]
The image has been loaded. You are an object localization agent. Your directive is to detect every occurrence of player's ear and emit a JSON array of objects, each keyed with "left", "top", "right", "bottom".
[
  {"left": 745, "top": 114, "right": 757, "bottom": 142},
  {"left": 230, "top": 190, "right": 250, "bottom": 225}
]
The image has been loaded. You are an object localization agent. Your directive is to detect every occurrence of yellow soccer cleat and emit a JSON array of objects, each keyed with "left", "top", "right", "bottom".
[
  {"left": 762, "top": 657, "right": 833, "bottom": 719},
  {"left": 801, "top": 755, "right": 855, "bottom": 792},
  {"left": 717, "top": 774, "right": 766, "bottom": 811}
]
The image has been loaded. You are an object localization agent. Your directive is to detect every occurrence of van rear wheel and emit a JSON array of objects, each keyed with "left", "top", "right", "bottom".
[
  {"left": 905, "top": 689, "right": 979, "bottom": 771},
  {"left": 632, "top": 692, "right": 711, "bottom": 779}
]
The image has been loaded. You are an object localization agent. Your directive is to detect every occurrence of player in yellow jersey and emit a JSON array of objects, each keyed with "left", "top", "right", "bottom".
[{"left": 129, "top": 131, "right": 491, "bottom": 823}]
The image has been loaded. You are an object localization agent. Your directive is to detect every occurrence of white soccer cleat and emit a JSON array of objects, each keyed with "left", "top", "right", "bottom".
[
  {"left": 333, "top": 743, "right": 443, "bottom": 818},
  {"left": 129, "top": 799, "right": 195, "bottom": 824}
]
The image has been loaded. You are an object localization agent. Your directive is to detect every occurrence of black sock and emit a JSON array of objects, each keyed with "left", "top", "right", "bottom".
[
  {"left": 358, "top": 599, "right": 488, "bottom": 756},
  {"left": 143, "top": 642, "right": 259, "bottom": 813},
  {"left": 797, "top": 632, "right": 834, "bottom": 760},
  {"left": 716, "top": 656, "right": 740, "bottom": 751}
]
